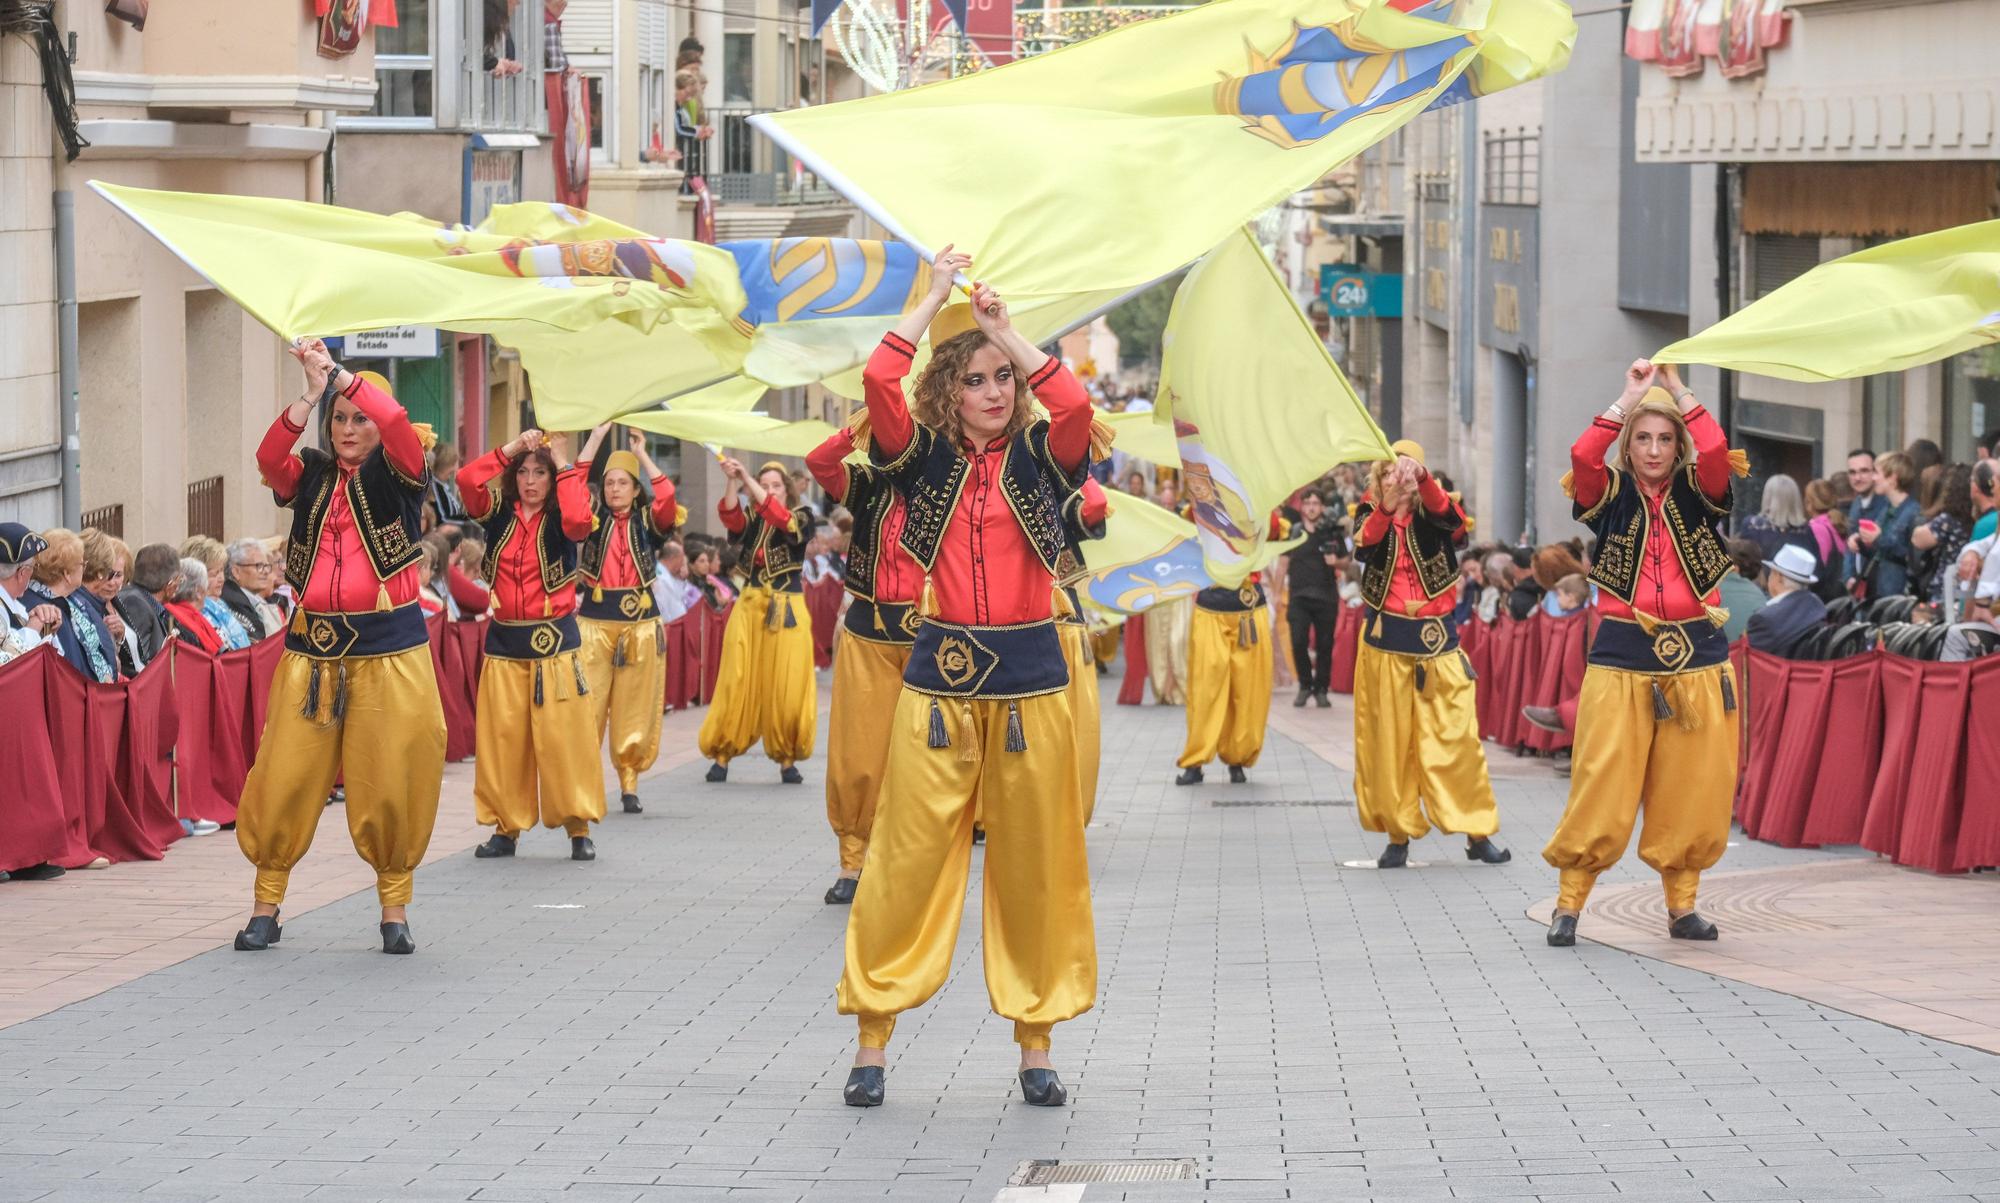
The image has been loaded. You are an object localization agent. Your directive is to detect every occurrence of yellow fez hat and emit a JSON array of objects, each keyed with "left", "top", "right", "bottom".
[
  {"left": 1389, "top": 438, "right": 1426, "bottom": 467},
  {"left": 603, "top": 450, "right": 643, "bottom": 481},
  {"left": 928, "top": 301, "right": 979, "bottom": 347},
  {"left": 757, "top": 459, "right": 789, "bottom": 478},
  {"left": 355, "top": 370, "right": 394, "bottom": 397}
]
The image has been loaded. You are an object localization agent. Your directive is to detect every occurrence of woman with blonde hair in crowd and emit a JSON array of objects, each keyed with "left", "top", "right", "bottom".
[
  {"left": 180, "top": 535, "right": 254, "bottom": 651},
  {"left": 29, "top": 528, "right": 119, "bottom": 683}
]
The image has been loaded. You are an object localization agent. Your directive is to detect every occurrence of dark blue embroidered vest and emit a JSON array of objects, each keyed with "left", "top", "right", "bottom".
[
  {"left": 872, "top": 419, "right": 1084, "bottom": 577},
  {"left": 279, "top": 445, "right": 428, "bottom": 597},
  {"left": 1575, "top": 464, "right": 1734, "bottom": 606},
  {"left": 480, "top": 502, "right": 580, "bottom": 596}
]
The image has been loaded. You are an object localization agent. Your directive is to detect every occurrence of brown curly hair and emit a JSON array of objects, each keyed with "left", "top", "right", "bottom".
[{"left": 910, "top": 331, "right": 1037, "bottom": 449}]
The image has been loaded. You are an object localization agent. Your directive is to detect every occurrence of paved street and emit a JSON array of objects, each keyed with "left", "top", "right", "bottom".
[{"left": 3, "top": 684, "right": 1999, "bottom": 1203}]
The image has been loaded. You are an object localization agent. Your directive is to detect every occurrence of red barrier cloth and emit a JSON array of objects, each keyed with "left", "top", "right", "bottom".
[
  {"left": 701, "top": 602, "right": 729, "bottom": 702},
  {"left": 0, "top": 649, "right": 69, "bottom": 872},
  {"left": 1478, "top": 616, "right": 1518, "bottom": 743},
  {"left": 806, "top": 578, "right": 841, "bottom": 669},
  {"left": 1518, "top": 613, "right": 1577, "bottom": 754},
  {"left": 1860, "top": 654, "right": 1927, "bottom": 861},
  {"left": 1954, "top": 656, "right": 2000, "bottom": 870},
  {"left": 1117, "top": 613, "right": 1148, "bottom": 705},
  {"left": 1329, "top": 601, "right": 1363, "bottom": 695},
  {"left": 169, "top": 643, "right": 237, "bottom": 825},
  {"left": 1798, "top": 651, "right": 1884, "bottom": 848},
  {"left": 1552, "top": 610, "right": 1597, "bottom": 736},
  {"left": 33, "top": 651, "right": 105, "bottom": 868},
  {"left": 1733, "top": 648, "right": 1792, "bottom": 841},
  {"left": 664, "top": 608, "right": 698, "bottom": 711},
  {"left": 207, "top": 646, "right": 255, "bottom": 811},
  {"left": 1892, "top": 659, "right": 1977, "bottom": 874},
  {"left": 1750, "top": 657, "right": 1839, "bottom": 848},
  {"left": 119, "top": 654, "right": 185, "bottom": 855},
  {"left": 427, "top": 615, "right": 478, "bottom": 762}
]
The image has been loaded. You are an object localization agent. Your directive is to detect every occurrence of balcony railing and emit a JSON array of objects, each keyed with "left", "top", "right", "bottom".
[
  {"left": 708, "top": 106, "right": 847, "bottom": 207},
  {"left": 187, "top": 476, "right": 225, "bottom": 542}
]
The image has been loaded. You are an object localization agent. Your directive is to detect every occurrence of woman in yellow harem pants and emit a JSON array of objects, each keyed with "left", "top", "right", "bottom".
[
  {"left": 698, "top": 456, "right": 816, "bottom": 784},
  {"left": 1175, "top": 581, "right": 1274, "bottom": 787},
  {"left": 839, "top": 255, "right": 1100, "bottom": 1110},
  {"left": 235, "top": 344, "right": 444, "bottom": 956},
  {"left": 1543, "top": 362, "right": 1747, "bottom": 948},
  {"left": 1350, "top": 440, "right": 1511, "bottom": 869},
  {"left": 575, "top": 423, "right": 682, "bottom": 815},
  {"left": 460, "top": 428, "right": 605, "bottom": 862}
]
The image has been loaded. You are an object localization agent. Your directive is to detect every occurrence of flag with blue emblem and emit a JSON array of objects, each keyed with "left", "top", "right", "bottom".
[
  {"left": 1081, "top": 495, "right": 1213, "bottom": 616},
  {"left": 755, "top": 0, "right": 1574, "bottom": 300}
]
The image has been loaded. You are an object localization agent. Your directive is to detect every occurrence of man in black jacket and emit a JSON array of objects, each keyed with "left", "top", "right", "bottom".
[
  {"left": 1283, "top": 489, "right": 1347, "bottom": 707},
  {"left": 114, "top": 542, "right": 180, "bottom": 670}
]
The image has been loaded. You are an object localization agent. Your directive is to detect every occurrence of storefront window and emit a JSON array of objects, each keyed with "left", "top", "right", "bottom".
[
  {"left": 370, "top": 0, "right": 434, "bottom": 120},
  {"left": 1943, "top": 348, "right": 2000, "bottom": 464},
  {"left": 724, "top": 32, "right": 755, "bottom": 103}
]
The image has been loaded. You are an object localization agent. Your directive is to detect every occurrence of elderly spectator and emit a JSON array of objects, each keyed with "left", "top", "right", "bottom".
[
  {"left": 181, "top": 536, "right": 253, "bottom": 651},
  {"left": 1741, "top": 474, "right": 1811, "bottom": 563},
  {"left": 1716, "top": 539, "right": 1769, "bottom": 643},
  {"left": 1851, "top": 450, "right": 1921, "bottom": 598},
  {"left": 117, "top": 543, "right": 181, "bottom": 669},
  {"left": 0, "top": 523, "right": 61, "bottom": 664},
  {"left": 79, "top": 529, "right": 141, "bottom": 675},
  {"left": 1477, "top": 550, "right": 1514, "bottom": 623},
  {"left": 28, "top": 528, "right": 118, "bottom": 683},
  {"left": 650, "top": 540, "right": 698, "bottom": 623},
  {"left": 1802, "top": 479, "right": 1849, "bottom": 601},
  {"left": 1943, "top": 533, "right": 2000, "bottom": 659},
  {"left": 164, "top": 558, "right": 224, "bottom": 654},
  {"left": 1910, "top": 463, "right": 1976, "bottom": 607},
  {"left": 222, "top": 538, "right": 284, "bottom": 640},
  {"left": 1746, "top": 545, "right": 1829, "bottom": 657}
]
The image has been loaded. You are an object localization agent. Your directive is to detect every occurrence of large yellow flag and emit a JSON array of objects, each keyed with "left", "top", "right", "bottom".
[
  {"left": 1079, "top": 494, "right": 1212, "bottom": 615},
  {"left": 1158, "top": 228, "right": 1391, "bottom": 587},
  {"left": 1654, "top": 220, "right": 2000, "bottom": 381},
  {"left": 622, "top": 409, "right": 839, "bottom": 457},
  {"left": 755, "top": 0, "right": 1573, "bottom": 300}
]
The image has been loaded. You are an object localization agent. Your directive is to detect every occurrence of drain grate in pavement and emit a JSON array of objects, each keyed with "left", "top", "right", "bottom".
[
  {"left": 1210, "top": 798, "right": 1354, "bottom": 807},
  {"left": 1010, "top": 1159, "right": 1201, "bottom": 1185}
]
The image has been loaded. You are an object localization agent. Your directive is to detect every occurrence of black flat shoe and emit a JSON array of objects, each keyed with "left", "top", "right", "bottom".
[
  {"left": 1227, "top": 765, "right": 1247, "bottom": 784},
  {"left": 972, "top": 827, "right": 985, "bottom": 845},
  {"left": 705, "top": 761, "right": 728, "bottom": 783},
  {"left": 9, "top": 862, "right": 64, "bottom": 881},
  {"left": 233, "top": 915, "right": 281, "bottom": 951},
  {"left": 1465, "top": 837, "right": 1512, "bottom": 865},
  {"left": 1175, "top": 766, "right": 1203, "bottom": 786},
  {"left": 571, "top": 836, "right": 596, "bottom": 862},
  {"left": 1019, "top": 1068, "right": 1068, "bottom": 1107},
  {"left": 781, "top": 766, "right": 805, "bottom": 785},
  {"left": 621, "top": 793, "right": 642, "bottom": 814},
  {"left": 474, "top": 833, "right": 516, "bottom": 859},
  {"left": 1293, "top": 687, "right": 1311, "bottom": 708},
  {"left": 1669, "top": 911, "right": 1718, "bottom": 941},
  {"left": 1547, "top": 913, "right": 1577, "bottom": 947},
  {"left": 1376, "top": 841, "right": 1409, "bottom": 869},
  {"left": 824, "top": 876, "right": 858, "bottom": 905},
  {"left": 1313, "top": 691, "right": 1332, "bottom": 709},
  {"left": 380, "top": 921, "right": 415, "bottom": 955},
  {"left": 843, "top": 1065, "right": 884, "bottom": 1108}
]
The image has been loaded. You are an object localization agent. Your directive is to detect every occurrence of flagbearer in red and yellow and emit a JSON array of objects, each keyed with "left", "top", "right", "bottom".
[
  {"left": 1175, "top": 511, "right": 1287, "bottom": 788},
  {"left": 459, "top": 426, "right": 604, "bottom": 863},
  {"left": 1351, "top": 440, "right": 1511, "bottom": 869},
  {"left": 697, "top": 456, "right": 816, "bottom": 784},
  {"left": 235, "top": 339, "right": 446, "bottom": 957},
  {"left": 575, "top": 422, "right": 682, "bottom": 816},
  {"left": 839, "top": 245, "right": 1100, "bottom": 1112},
  {"left": 1544, "top": 361, "right": 1748, "bottom": 948},
  {"left": 807, "top": 420, "right": 922, "bottom": 905}
]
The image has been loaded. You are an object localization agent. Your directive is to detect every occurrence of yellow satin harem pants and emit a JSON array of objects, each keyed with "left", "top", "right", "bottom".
[
  {"left": 580, "top": 617, "right": 665, "bottom": 795},
  {"left": 236, "top": 646, "right": 445, "bottom": 907},
  {"left": 697, "top": 586, "right": 817, "bottom": 766},
  {"left": 1543, "top": 661, "right": 1739, "bottom": 913},
  {"left": 825, "top": 628, "right": 911, "bottom": 873},
  {"left": 475, "top": 650, "right": 605, "bottom": 837},
  {"left": 1178, "top": 607, "right": 1273, "bottom": 771},
  {"left": 840, "top": 687, "right": 1095, "bottom": 1052},
  {"left": 1059, "top": 621, "right": 1102, "bottom": 823},
  {"left": 1353, "top": 640, "right": 1499, "bottom": 841}
]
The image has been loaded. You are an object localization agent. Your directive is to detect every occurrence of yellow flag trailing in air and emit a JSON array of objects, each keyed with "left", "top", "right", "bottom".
[
  {"left": 754, "top": 0, "right": 1574, "bottom": 300},
  {"left": 622, "top": 409, "right": 840, "bottom": 458},
  {"left": 1080, "top": 495, "right": 1211, "bottom": 616},
  {"left": 1100, "top": 410, "right": 1181, "bottom": 470},
  {"left": 1158, "top": 228, "right": 1391, "bottom": 588},
  {"left": 1654, "top": 220, "right": 2000, "bottom": 382}
]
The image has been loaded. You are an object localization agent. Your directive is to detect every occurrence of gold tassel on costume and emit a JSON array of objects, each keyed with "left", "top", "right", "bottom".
[
  {"left": 919, "top": 578, "right": 939, "bottom": 619},
  {"left": 1005, "top": 701, "right": 1027, "bottom": 753},
  {"left": 928, "top": 697, "right": 950, "bottom": 749},
  {"left": 1727, "top": 448, "right": 1751, "bottom": 478},
  {"left": 593, "top": 584, "right": 604, "bottom": 603},
  {"left": 958, "top": 703, "right": 978, "bottom": 764},
  {"left": 873, "top": 603, "right": 887, "bottom": 634},
  {"left": 410, "top": 421, "right": 439, "bottom": 453},
  {"left": 1052, "top": 587, "right": 1076, "bottom": 620},
  {"left": 845, "top": 408, "right": 874, "bottom": 449},
  {"left": 289, "top": 607, "right": 306, "bottom": 636},
  {"left": 1703, "top": 603, "right": 1731, "bottom": 629},
  {"left": 376, "top": 583, "right": 391, "bottom": 612},
  {"left": 1087, "top": 416, "right": 1116, "bottom": 463}
]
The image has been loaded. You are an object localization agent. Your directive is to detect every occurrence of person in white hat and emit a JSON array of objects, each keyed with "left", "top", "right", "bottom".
[{"left": 1744, "top": 543, "right": 1828, "bottom": 657}]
